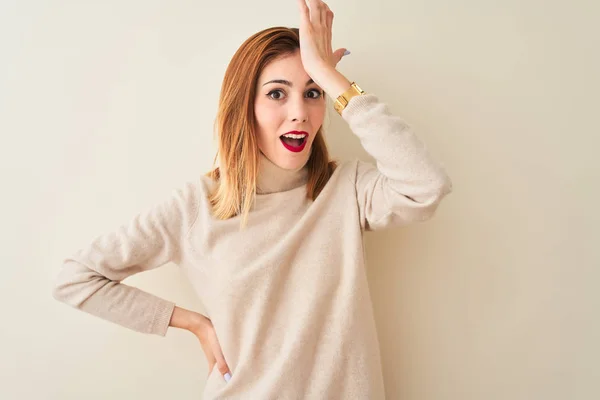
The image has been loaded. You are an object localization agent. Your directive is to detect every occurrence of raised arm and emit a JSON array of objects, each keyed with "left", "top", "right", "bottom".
[{"left": 342, "top": 93, "right": 453, "bottom": 231}]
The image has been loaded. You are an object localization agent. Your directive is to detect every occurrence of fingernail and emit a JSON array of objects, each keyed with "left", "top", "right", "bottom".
[
  {"left": 224, "top": 372, "right": 232, "bottom": 382},
  {"left": 343, "top": 50, "right": 351, "bottom": 56}
]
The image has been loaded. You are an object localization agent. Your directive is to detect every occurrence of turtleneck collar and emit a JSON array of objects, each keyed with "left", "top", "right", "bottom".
[{"left": 256, "top": 150, "right": 309, "bottom": 195}]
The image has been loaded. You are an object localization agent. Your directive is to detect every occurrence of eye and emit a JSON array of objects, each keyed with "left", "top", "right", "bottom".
[
  {"left": 306, "top": 88, "right": 324, "bottom": 99},
  {"left": 266, "top": 88, "right": 324, "bottom": 101},
  {"left": 267, "top": 89, "right": 285, "bottom": 100}
]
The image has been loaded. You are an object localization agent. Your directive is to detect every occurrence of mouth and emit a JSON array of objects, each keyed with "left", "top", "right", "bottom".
[{"left": 279, "top": 131, "right": 308, "bottom": 153}]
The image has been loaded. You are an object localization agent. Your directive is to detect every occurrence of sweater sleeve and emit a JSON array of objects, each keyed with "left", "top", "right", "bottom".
[
  {"left": 341, "top": 93, "right": 453, "bottom": 232},
  {"left": 52, "top": 181, "right": 200, "bottom": 336}
]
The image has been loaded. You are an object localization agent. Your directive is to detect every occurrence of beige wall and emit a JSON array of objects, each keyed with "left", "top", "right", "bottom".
[{"left": 1, "top": 0, "right": 598, "bottom": 399}]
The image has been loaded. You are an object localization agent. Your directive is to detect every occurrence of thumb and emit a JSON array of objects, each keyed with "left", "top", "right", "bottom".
[
  {"left": 211, "top": 343, "right": 231, "bottom": 382},
  {"left": 333, "top": 48, "right": 349, "bottom": 66}
]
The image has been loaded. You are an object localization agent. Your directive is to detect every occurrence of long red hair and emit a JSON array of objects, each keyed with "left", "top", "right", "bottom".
[{"left": 205, "top": 27, "right": 338, "bottom": 230}]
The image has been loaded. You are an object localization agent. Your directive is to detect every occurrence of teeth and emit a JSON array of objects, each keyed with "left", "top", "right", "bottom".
[{"left": 282, "top": 133, "right": 307, "bottom": 139}]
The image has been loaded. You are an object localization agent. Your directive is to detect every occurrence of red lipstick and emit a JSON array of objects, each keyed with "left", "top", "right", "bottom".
[{"left": 280, "top": 131, "right": 308, "bottom": 153}]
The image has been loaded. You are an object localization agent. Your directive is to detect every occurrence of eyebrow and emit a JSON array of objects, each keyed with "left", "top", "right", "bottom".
[{"left": 262, "top": 78, "right": 315, "bottom": 87}]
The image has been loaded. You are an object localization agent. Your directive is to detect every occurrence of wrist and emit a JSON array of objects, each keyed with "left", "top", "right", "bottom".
[
  {"left": 310, "top": 66, "right": 352, "bottom": 100},
  {"left": 188, "top": 312, "right": 208, "bottom": 334},
  {"left": 169, "top": 306, "right": 208, "bottom": 334}
]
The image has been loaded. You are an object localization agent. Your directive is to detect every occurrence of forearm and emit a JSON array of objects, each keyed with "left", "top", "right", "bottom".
[
  {"left": 53, "top": 260, "right": 176, "bottom": 336},
  {"left": 343, "top": 93, "right": 453, "bottom": 230}
]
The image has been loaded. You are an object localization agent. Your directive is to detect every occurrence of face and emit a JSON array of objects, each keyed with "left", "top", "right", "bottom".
[{"left": 254, "top": 50, "right": 326, "bottom": 170}]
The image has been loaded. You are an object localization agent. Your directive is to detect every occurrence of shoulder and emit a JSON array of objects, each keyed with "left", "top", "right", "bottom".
[
  {"left": 331, "top": 158, "right": 358, "bottom": 174},
  {"left": 178, "top": 173, "right": 216, "bottom": 208},
  {"left": 159, "top": 175, "right": 214, "bottom": 221},
  {"left": 333, "top": 158, "right": 363, "bottom": 183}
]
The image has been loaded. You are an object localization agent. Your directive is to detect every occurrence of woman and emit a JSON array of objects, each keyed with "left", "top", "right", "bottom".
[{"left": 52, "top": 0, "right": 453, "bottom": 398}]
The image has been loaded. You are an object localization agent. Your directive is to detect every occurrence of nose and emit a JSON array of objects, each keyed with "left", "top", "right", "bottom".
[{"left": 289, "top": 94, "right": 308, "bottom": 123}]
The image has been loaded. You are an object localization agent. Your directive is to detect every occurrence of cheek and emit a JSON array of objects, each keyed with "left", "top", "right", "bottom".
[
  {"left": 255, "top": 102, "right": 283, "bottom": 131},
  {"left": 254, "top": 105, "right": 284, "bottom": 149},
  {"left": 310, "top": 104, "right": 326, "bottom": 128}
]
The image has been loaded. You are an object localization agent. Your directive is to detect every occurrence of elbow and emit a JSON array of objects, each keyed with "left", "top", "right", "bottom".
[
  {"left": 368, "top": 175, "right": 453, "bottom": 230},
  {"left": 52, "top": 282, "right": 65, "bottom": 303},
  {"left": 426, "top": 173, "right": 453, "bottom": 205},
  {"left": 52, "top": 260, "right": 107, "bottom": 307},
  {"left": 432, "top": 171, "right": 453, "bottom": 199},
  {"left": 411, "top": 177, "right": 453, "bottom": 222},
  {"left": 441, "top": 175, "right": 453, "bottom": 197},
  {"left": 52, "top": 263, "right": 71, "bottom": 304},
  {"left": 52, "top": 275, "right": 76, "bottom": 305}
]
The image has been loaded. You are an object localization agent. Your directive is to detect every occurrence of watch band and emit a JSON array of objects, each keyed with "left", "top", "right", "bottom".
[{"left": 333, "top": 82, "right": 365, "bottom": 116}]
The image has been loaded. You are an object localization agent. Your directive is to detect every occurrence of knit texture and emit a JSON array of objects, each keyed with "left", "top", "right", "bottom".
[{"left": 53, "top": 93, "right": 452, "bottom": 399}]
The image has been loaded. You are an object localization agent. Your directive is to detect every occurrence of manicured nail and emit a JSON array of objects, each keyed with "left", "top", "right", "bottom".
[
  {"left": 224, "top": 372, "right": 232, "bottom": 382},
  {"left": 343, "top": 50, "right": 351, "bottom": 56}
]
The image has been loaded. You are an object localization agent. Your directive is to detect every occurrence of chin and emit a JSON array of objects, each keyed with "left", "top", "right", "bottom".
[
  {"left": 278, "top": 157, "right": 307, "bottom": 170},
  {"left": 261, "top": 140, "right": 312, "bottom": 170},
  {"left": 278, "top": 150, "right": 310, "bottom": 169}
]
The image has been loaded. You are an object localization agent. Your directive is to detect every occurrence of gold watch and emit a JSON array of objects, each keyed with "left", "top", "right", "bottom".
[{"left": 333, "top": 82, "right": 365, "bottom": 116}]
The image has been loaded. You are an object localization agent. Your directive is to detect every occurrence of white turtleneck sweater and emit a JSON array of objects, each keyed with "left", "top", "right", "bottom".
[{"left": 52, "top": 93, "right": 452, "bottom": 399}]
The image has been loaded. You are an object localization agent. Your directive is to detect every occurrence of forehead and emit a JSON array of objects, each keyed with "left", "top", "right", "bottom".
[{"left": 258, "top": 52, "right": 311, "bottom": 84}]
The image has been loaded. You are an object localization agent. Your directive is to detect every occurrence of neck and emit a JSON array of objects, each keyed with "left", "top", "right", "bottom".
[{"left": 256, "top": 151, "right": 309, "bottom": 194}]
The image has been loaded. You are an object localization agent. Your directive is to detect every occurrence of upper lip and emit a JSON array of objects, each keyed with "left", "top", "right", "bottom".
[{"left": 281, "top": 130, "right": 309, "bottom": 137}]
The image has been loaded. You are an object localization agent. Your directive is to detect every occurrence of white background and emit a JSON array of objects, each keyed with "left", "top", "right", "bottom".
[{"left": 1, "top": 0, "right": 598, "bottom": 398}]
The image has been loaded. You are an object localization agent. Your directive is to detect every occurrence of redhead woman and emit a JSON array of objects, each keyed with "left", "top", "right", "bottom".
[{"left": 53, "top": 0, "right": 452, "bottom": 398}]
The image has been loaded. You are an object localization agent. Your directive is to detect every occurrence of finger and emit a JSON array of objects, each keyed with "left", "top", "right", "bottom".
[
  {"left": 215, "top": 356, "right": 230, "bottom": 377},
  {"left": 325, "top": 4, "right": 333, "bottom": 44},
  {"left": 296, "top": 0, "right": 309, "bottom": 25},
  {"left": 212, "top": 344, "right": 230, "bottom": 375},
  {"left": 325, "top": 4, "right": 333, "bottom": 33},
  {"left": 214, "top": 348, "right": 232, "bottom": 383},
  {"left": 320, "top": 1, "right": 328, "bottom": 27},
  {"left": 208, "top": 332, "right": 231, "bottom": 376},
  {"left": 307, "top": 0, "right": 323, "bottom": 25}
]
